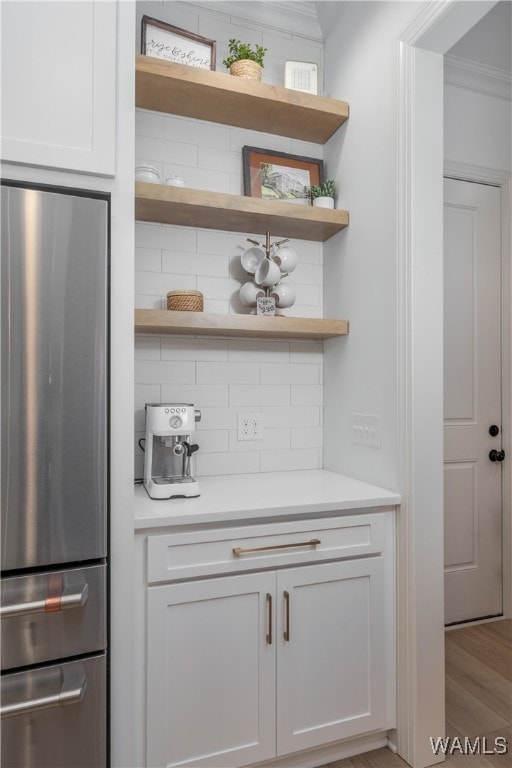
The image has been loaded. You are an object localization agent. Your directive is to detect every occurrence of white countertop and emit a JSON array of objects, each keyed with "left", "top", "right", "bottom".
[{"left": 134, "top": 469, "right": 401, "bottom": 529}]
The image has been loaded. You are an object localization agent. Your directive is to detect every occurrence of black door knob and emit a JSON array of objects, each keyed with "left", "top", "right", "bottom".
[
  {"left": 489, "top": 425, "right": 500, "bottom": 437},
  {"left": 489, "top": 449, "right": 505, "bottom": 462}
]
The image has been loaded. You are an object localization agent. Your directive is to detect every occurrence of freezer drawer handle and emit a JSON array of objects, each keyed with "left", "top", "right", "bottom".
[
  {"left": 0, "top": 583, "right": 88, "bottom": 619},
  {"left": 232, "top": 539, "right": 321, "bottom": 556},
  {"left": 0, "top": 674, "right": 87, "bottom": 718}
]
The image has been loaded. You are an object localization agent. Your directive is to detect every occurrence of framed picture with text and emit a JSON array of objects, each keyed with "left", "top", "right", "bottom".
[{"left": 141, "top": 16, "right": 216, "bottom": 70}]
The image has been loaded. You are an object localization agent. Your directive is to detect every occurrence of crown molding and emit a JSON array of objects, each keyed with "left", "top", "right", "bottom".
[
  {"left": 444, "top": 53, "right": 512, "bottom": 102},
  {"left": 315, "top": 1, "right": 348, "bottom": 40}
]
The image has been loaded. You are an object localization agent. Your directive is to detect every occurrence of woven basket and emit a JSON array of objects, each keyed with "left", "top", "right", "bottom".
[
  {"left": 167, "top": 290, "right": 204, "bottom": 312},
  {"left": 230, "top": 60, "right": 262, "bottom": 81}
]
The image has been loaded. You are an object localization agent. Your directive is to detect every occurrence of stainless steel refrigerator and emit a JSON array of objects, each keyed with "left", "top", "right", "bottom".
[{"left": 1, "top": 182, "right": 108, "bottom": 768}]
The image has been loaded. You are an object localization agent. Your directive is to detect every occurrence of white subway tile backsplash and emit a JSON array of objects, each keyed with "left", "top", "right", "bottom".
[
  {"left": 135, "top": 384, "right": 161, "bottom": 407},
  {"left": 229, "top": 384, "right": 290, "bottom": 407},
  {"left": 164, "top": 116, "right": 231, "bottom": 150},
  {"left": 161, "top": 337, "right": 228, "bottom": 362},
  {"left": 290, "top": 342, "right": 324, "bottom": 363},
  {"left": 260, "top": 448, "right": 322, "bottom": 473},
  {"left": 163, "top": 165, "right": 232, "bottom": 194},
  {"left": 261, "top": 363, "right": 320, "bottom": 386},
  {"left": 162, "top": 251, "right": 229, "bottom": 278},
  {"left": 262, "top": 406, "right": 320, "bottom": 429},
  {"left": 196, "top": 229, "right": 244, "bottom": 256},
  {"left": 198, "top": 146, "right": 241, "bottom": 174},
  {"left": 137, "top": 136, "right": 198, "bottom": 168},
  {"left": 135, "top": 271, "right": 197, "bottom": 298},
  {"left": 197, "top": 407, "right": 238, "bottom": 431},
  {"left": 134, "top": 294, "right": 163, "bottom": 309},
  {"left": 291, "top": 385, "right": 323, "bottom": 406},
  {"left": 291, "top": 427, "right": 323, "bottom": 449},
  {"left": 197, "top": 275, "right": 242, "bottom": 301},
  {"left": 134, "top": 3, "right": 329, "bottom": 478},
  {"left": 160, "top": 384, "right": 229, "bottom": 407},
  {"left": 136, "top": 110, "right": 164, "bottom": 139},
  {"left": 196, "top": 430, "right": 229, "bottom": 454},
  {"left": 196, "top": 451, "right": 260, "bottom": 476},
  {"left": 135, "top": 223, "right": 196, "bottom": 252},
  {"left": 197, "top": 361, "right": 260, "bottom": 385},
  {"left": 228, "top": 340, "right": 290, "bottom": 362},
  {"left": 135, "top": 336, "right": 161, "bottom": 360},
  {"left": 135, "top": 247, "right": 162, "bottom": 273},
  {"left": 228, "top": 427, "right": 290, "bottom": 452},
  {"left": 135, "top": 360, "right": 195, "bottom": 385}
]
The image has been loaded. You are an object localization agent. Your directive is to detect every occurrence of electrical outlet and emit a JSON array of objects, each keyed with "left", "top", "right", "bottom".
[
  {"left": 351, "top": 413, "right": 381, "bottom": 448},
  {"left": 238, "top": 413, "right": 264, "bottom": 441}
]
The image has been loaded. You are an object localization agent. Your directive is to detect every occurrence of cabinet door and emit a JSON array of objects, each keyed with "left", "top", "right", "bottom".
[
  {"left": 276, "top": 557, "right": 391, "bottom": 755},
  {"left": 147, "top": 572, "right": 276, "bottom": 767},
  {"left": 1, "top": 1, "right": 116, "bottom": 176}
]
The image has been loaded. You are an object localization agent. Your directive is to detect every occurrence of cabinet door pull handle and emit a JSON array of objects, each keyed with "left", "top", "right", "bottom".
[
  {"left": 266, "top": 593, "right": 272, "bottom": 645},
  {"left": 284, "top": 591, "right": 290, "bottom": 642},
  {"left": 232, "top": 539, "right": 320, "bottom": 556}
]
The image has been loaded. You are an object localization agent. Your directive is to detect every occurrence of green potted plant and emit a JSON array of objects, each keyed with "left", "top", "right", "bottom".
[
  {"left": 311, "top": 178, "right": 336, "bottom": 209},
  {"left": 223, "top": 39, "right": 267, "bottom": 81}
]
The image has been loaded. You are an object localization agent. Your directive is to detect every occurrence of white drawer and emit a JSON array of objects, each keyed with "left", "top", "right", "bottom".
[{"left": 146, "top": 512, "right": 388, "bottom": 583}]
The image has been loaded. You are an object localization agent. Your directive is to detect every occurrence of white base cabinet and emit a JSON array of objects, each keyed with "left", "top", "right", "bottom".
[{"left": 144, "top": 512, "right": 394, "bottom": 768}]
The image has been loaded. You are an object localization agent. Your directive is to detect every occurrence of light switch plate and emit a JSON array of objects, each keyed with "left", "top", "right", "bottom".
[{"left": 351, "top": 413, "right": 381, "bottom": 448}]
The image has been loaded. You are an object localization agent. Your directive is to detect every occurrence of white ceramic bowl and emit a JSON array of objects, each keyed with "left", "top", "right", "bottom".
[
  {"left": 272, "top": 245, "right": 298, "bottom": 274},
  {"left": 135, "top": 163, "right": 160, "bottom": 183},
  {"left": 239, "top": 281, "right": 264, "bottom": 307},
  {"left": 241, "top": 246, "right": 265, "bottom": 275},
  {"left": 255, "top": 257, "right": 281, "bottom": 288},
  {"left": 271, "top": 282, "right": 296, "bottom": 309},
  {"left": 165, "top": 174, "right": 187, "bottom": 187}
]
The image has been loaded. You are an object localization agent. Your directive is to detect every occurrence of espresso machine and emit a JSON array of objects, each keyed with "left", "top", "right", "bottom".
[{"left": 143, "top": 403, "right": 201, "bottom": 499}]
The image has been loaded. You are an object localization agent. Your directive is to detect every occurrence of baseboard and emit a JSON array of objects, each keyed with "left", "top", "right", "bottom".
[{"left": 248, "top": 731, "right": 389, "bottom": 768}]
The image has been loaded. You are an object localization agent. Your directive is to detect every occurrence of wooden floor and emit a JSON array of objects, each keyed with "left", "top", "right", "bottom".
[{"left": 328, "top": 619, "right": 512, "bottom": 768}]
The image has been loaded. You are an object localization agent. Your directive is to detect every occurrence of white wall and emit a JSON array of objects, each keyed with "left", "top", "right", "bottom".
[
  {"left": 322, "top": 1, "right": 420, "bottom": 491},
  {"left": 444, "top": 1, "right": 511, "bottom": 171},
  {"left": 134, "top": 1, "right": 329, "bottom": 478}
]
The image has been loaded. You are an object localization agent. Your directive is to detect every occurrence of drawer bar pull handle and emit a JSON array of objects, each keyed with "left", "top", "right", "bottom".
[
  {"left": 232, "top": 538, "right": 321, "bottom": 556},
  {"left": 1, "top": 675, "right": 87, "bottom": 718},
  {"left": 266, "top": 593, "right": 272, "bottom": 645},
  {"left": 0, "top": 584, "right": 89, "bottom": 619},
  {"left": 284, "top": 591, "right": 290, "bottom": 642}
]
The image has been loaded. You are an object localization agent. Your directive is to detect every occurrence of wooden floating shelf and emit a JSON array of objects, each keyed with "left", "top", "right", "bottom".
[
  {"left": 135, "top": 182, "right": 348, "bottom": 242},
  {"left": 136, "top": 55, "right": 349, "bottom": 144},
  {"left": 135, "top": 309, "right": 349, "bottom": 341}
]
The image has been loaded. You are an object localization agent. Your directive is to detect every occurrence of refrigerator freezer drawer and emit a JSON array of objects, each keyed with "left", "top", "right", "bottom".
[
  {"left": 1, "top": 654, "right": 106, "bottom": 768},
  {"left": 1, "top": 564, "right": 106, "bottom": 671}
]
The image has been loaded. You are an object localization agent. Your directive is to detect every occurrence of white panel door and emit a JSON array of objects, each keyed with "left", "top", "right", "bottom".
[
  {"left": 444, "top": 177, "right": 502, "bottom": 624},
  {"left": 276, "top": 558, "right": 390, "bottom": 755},
  {"left": 146, "top": 572, "right": 276, "bottom": 767},
  {"left": 1, "top": 1, "right": 116, "bottom": 176}
]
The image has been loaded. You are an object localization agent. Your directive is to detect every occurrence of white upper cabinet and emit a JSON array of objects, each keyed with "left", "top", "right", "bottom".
[{"left": 1, "top": 1, "right": 116, "bottom": 176}]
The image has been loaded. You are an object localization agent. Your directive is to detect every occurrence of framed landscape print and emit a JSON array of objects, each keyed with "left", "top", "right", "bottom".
[
  {"left": 141, "top": 16, "right": 216, "bottom": 70},
  {"left": 242, "top": 146, "right": 324, "bottom": 205}
]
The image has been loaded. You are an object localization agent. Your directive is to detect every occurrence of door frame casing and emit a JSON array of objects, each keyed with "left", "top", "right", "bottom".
[
  {"left": 395, "top": 2, "right": 501, "bottom": 767},
  {"left": 444, "top": 161, "right": 512, "bottom": 622}
]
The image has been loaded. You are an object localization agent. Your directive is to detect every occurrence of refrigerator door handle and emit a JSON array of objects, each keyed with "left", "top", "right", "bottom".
[
  {"left": 1, "top": 673, "right": 87, "bottom": 718},
  {"left": 0, "top": 583, "right": 88, "bottom": 619}
]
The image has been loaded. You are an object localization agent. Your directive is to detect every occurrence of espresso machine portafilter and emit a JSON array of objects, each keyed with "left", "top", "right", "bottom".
[{"left": 143, "top": 404, "right": 201, "bottom": 499}]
